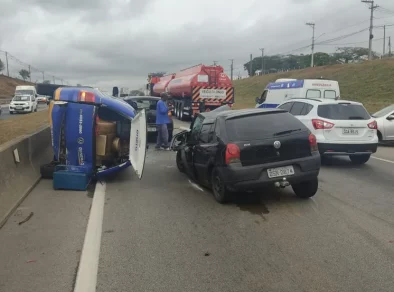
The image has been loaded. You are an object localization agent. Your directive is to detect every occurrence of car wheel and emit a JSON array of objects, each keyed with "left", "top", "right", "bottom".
[
  {"left": 10, "top": 111, "right": 13, "bottom": 115},
  {"left": 211, "top": 168, "right": 231, "bottom": 204},
  {"left": 292, "top": 177, "right": 318, "bottom": 199},
  {"left": 349, "top": 154, "right": 370, "bottom": 165},
  {"left": 176, "top": 151, "right": 185, "bottom": 173},
  {"left": 35, "top": 106, "right": 38, "bottom": 112}
]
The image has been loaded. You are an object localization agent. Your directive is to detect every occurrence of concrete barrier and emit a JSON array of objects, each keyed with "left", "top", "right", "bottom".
[{"left": 0, "top": 126, "right": 52, "bottom": 228}]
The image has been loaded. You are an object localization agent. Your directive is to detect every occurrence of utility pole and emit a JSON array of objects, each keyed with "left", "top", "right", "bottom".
[
  {"left": 362, "top": 0, "right": 379, "bottom": 60},
  {"left": 28, "top": 65, "right": 31, "bottom": 82},
  {"left": 389, "top": 36, "right": 392, "bottom": 57},
  {"left": 5, "top": 52, "right": 9, "bottom": 77},
  {"left": 259, "top": 48, "right": 264, "bottom": 75},
  {"left": 383, "top": 25, "right": 386, "bottom": 57},
  {"left": 42, "top": 72, "right": 45, "bottom": 82},
  {"left": 229, "top": 59, "right": 234, "bottom": 80},
  {"left": 213, "top": 61, "right": 218, "bottom": 66},
  {"left": 306, "top": 22, "right": 315, "bottom": 67},
  {"left": 249, "top": 54, "right": 253, "bottom": 77}
]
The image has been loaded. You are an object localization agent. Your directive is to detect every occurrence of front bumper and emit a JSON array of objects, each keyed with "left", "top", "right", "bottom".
[
  {"left": 9, "top": 106, "right": 32, "bottom": 112},
  {"left": 318, "top": 143, "right": 378, "bottom": 155},
  {"left": 217, "top": 153, "right": 321, "bottom": 191}
]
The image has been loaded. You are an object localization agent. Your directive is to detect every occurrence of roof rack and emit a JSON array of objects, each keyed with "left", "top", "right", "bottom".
[{"left": 288, "top": 97, "right": 322, "bottom": 102}]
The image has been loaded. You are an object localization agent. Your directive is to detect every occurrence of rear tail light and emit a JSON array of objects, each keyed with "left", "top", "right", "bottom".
[
  {"left": 78, "top": 91, "right": 96, "bottom": 103},
  {"left": 309, "top": 133, "right": 318, "bottom": 152},
  {"left": 225, "top": 143, "right": 240, "bottom": 165},
  {"left": 367, "top": 120, "right": 377, "bottom": 129},
  {"left": 312, "top": 119, "right": 334, "bottom": 130}
]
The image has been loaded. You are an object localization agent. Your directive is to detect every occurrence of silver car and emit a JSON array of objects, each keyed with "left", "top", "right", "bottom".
[{"left": 372, "top": 104, "right": 394, "bottom": 142}]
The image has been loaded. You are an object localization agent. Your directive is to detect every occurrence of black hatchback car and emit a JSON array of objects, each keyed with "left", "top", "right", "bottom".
[
  {"left": 171, "top": 108, "right": 321, "bottom": 203},
  {"left": 123, "top": 96, "right": 174, "bottom": 142}
]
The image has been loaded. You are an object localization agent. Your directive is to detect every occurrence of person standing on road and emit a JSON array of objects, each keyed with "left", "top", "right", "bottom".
[{"left": 156, "top": 93, "right": 172, "bottom": 150}]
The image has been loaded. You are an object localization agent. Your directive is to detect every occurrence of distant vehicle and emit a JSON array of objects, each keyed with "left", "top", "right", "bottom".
[
  {"left": 277, "top": 98, "right": 378, "bottom": 164},
  {"left": 371, "top": 104, "right": 394, "bottom": 142},
  {"left": 36, "top": 95, "right": 49, "bottom": 104},
  {"left": 42, "top": 87, "right": 147, "bottom": 184},
  {"left": 146, "top": 64, "right": 235, "bottom": 121},
  {"left": 123, "top": 96, "right": 174, "bottom": 142},
  {"left": 255, "top": 79, "right": 340, "bottom": 108},
  {"left": 9, "top": 94, "right": 38, "bottom": 114},
  {"left": 15, "top": 85, "right": 37, "bottom": 98},
  {"left": 171, "top": 108, "right": 321, "bottom": 203}
]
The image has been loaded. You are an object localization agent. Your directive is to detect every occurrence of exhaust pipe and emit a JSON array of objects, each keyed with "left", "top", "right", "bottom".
[{"left": 274, "top": 178, "right": 290, "bottom": 188}]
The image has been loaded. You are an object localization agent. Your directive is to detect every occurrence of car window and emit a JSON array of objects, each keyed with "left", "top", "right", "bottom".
[
  {"left": 306, "top": 89, "right": 321, "bottom": 98},
  {"left": 278, "top": 102, "right": 293, "bottom": 112},
  {"left": 226, "top": 112, "right": 307, "bottom": 141},
  {"left": 317, "top": 104, "right": 371, "bottom": 120},
  {"left": 300, "top": 103, "right": 313, "bottom": 115},
  {"left": 199, "top": 124, "right": 213, "bottom": 143},
  {"left": 289, "top": 102, "right": 305, "bottom": 116},
  {"left": 190, "top": 116, "right": 204, "bottom": 141},
  {"left": 324, "top": 90, "right": 336, "bottom": 99},
  {"left": 261, "top": 90, "right": 268, "bottom": 99}
]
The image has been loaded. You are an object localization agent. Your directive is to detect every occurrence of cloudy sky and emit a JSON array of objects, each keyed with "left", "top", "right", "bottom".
[{"left": 1, "top": 0, "right": 394, "bottom": 92}]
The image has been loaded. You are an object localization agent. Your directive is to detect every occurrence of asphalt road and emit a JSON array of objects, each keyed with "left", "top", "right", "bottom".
[
  {"left": 0, "top": 120, "right": 394, "bottom": 292},
  {"left": 0, "top": 103, "right": 48, "bottom": 120}
]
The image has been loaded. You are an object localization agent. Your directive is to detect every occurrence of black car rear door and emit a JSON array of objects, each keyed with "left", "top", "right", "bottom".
[{"left": 193, "top": 123, "right": 217, "bottom": 185}]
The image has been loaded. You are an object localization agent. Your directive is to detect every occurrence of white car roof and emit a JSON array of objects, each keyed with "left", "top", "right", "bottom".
[{"left": 283, "top": 98, "right": 363, "bottom": 106}]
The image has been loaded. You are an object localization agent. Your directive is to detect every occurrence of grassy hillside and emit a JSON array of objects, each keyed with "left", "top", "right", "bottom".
[
  {"left": 0, "top": 74, "right": 34, "bottom": 99},
  {"left": 233, "top": 59, "right": 394, "bottom": 113}
]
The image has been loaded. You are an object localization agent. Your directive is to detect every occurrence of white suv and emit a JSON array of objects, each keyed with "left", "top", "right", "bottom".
[{"left": 277, "top": 99, "right": 378, "bottom": 164}]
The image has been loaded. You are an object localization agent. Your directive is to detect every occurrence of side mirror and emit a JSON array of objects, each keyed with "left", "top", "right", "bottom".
[
  {"left": 170, "top": 130, "right": 189, "bottom": 151},
  {"left": 387, "top": 114, "right": 394, "bottom": 121},
  {"left": 255, "top": 97, "right": 261, "bottom": 104}
]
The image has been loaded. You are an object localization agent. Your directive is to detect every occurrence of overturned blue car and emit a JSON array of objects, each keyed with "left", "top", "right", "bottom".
[{"left": 41, "top": 87, "right": 147, "bottom": 190}]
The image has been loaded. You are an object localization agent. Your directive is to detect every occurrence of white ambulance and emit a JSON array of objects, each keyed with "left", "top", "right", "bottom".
[{"left": 255, "top": 79, "right": 341, "bottom": 108}]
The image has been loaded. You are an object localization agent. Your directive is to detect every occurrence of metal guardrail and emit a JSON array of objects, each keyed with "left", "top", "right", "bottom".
[{"left": 0, "top": 99, "right": 12, "bottom": 105}]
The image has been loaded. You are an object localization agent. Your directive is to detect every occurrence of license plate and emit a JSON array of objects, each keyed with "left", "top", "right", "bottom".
[
  {"left": 342, "top": 128, "right": 359, "bottom": 135},
  {"left": 267, "top": 166, "right": 295, "bottom": 178},
  {"left": 147, "top": 127, "right": 156, "bottom": 132},
  {"left": 16, "top": 107, "right": 23, "bottom": 109}
]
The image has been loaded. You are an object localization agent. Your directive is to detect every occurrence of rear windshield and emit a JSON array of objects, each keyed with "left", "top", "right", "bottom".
[
  {"left": 225, "top": 112, "right": 307, "bottom": 141},
  {"left": 317, "top": 104, "right": 370, "bottom": 120}
]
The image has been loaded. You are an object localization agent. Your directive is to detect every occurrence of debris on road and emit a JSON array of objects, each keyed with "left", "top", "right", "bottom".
[{"left": 18, "top": 212, "right": 34, "bottom": 225}]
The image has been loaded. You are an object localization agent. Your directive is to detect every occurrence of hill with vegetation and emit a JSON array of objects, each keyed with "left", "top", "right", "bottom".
[
  {"left": 0, "top": 74, "right": 34, "bottom": 99},
  {"left": 234, "top": 59, "right": 394, "bottom": 113}
]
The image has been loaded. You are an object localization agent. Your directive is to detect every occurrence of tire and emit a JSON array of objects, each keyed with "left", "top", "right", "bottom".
[
  {"left": 176, "top": 151, "right": 185, "bottom": 173},
  {"left": 349, "top": 154, "right": 370, "bottom": 165},
  {"left": 211, "top": 168, "right": 232, "bottom": 204},
  {"left": 292, "top": 177, "right": 318, "bottom": 199},
  {"left": 40, "top": 161, "right": 60, "bottom": 179}
]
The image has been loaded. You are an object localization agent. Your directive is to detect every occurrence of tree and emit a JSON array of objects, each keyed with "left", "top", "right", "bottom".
[
  {"left": 148, "top": 72, "right": 166, "bottom": 78},
  {"left": 77, "top": 83, "right": 82, "bottom": 86},
  {"left": 43, "top": 80, "right": 51, "bottom": 84},
  {"left": 332, "top": 47, "right": 377, "bottom": 64},
  {"left": 130, "top": 90, "right": 145, "bottom": 96},
  {"left": 19, "top": 69, "right": 30, "bottom": 81},
  {"left": 0, "top": 59, "right": 4, "bottom": 73}
]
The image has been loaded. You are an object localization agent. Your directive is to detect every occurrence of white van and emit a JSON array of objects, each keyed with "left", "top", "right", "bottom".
[
  {"left": 255, "top": 79, "right": 340, "bottom": 108},
  {"left": 9, "top": 85, "right": 38, "bottom": 114}
]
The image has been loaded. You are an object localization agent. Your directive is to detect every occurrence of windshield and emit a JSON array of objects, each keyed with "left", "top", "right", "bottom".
[
  {"left": 372, "top": 104, "right": 394, "bottom": 118},
  {"left": 226, "top": 112, "right": 306, "bottom": 141},
  {"left": 13, "top": 96, "right": 31, "bottom": 101},
  {"left": 15, "top": 90, "right": 34, "bottom": 96},
  {"left": 317, "top": 104, "right": 370, "bottom": 120}
]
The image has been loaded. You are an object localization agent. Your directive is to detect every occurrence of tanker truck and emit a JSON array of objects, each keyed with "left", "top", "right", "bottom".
[{"left": 147, "top": 64, "right": 234, "bottom": 120}]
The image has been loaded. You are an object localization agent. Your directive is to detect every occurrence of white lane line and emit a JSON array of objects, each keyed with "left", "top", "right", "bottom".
[
  {"left": 188, "top": 180, "right": 205, "bottom": 192},
  {"left": 74, "top": 182, "right": 106, "bottom": 292},
  {"left": 371, "top": 156, "right": 394, "bottom": 164}
]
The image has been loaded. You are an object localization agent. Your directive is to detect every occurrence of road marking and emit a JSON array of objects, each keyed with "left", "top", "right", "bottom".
[
  {"left": 371, "top": 156, "right": 394, "bottom": 164},
  {"left": 74, "top": 182, "right": 106, "bottom": 292},
  {"left": 188, "top": 180, "right": 205, "bottom": 192}
]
